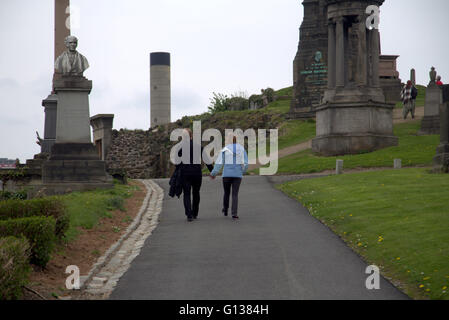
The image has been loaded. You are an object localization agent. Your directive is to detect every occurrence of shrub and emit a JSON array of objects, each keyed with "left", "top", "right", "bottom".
[
  {"left": 0, "top": 190, "right": 28, "bottom": 201},
  {"left": 0, "top": 197, "right": 69, "bottom": 240},
  {"left": 263, "top": 87, "right": 275, "bottom": 103},
  {"left": 105, "top": 196, "right": 125, "bottom": 211},
  {"left": 0, "top": 236, "right": 31, "bottom": 300},
  {"left": 0, "top": 217, "right": 56, "bottom": 267}
]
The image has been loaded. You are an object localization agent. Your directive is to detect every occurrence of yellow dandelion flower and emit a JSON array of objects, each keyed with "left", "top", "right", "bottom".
[
  {"left": 396, "top": 257, "right": 401, "bottom": 261},
  {"left": 358, "top": 242, "right": 362, "bottom": 247},
  {"left": 443, "top": 286, "right": 447, "bottom": 290},
  {"left": 425, "top": 289, "right": 430, "bottom": 292},
  {"left": 419, "top": 285, "right": 425, "bottom": 288},
  {"left": 423, "top": 277, "right": 430, "bottom": 281}
]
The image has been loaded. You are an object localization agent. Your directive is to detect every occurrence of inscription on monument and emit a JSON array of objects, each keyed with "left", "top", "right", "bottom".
[
  {"left": 290, "top": 0, "right": 329, "bottom": 118},
  {"left": 298, "top": 52, "right": 328, "bottom": 107}
]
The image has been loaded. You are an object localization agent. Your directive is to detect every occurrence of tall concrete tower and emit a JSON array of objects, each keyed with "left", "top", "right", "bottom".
[{"left": 150, "top": 52, "right": 171, "bottom": 127}]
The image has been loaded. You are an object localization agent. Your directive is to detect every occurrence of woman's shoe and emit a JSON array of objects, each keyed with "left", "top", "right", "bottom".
[
  {"left": 187, "top": 216, "right": 194, "bottom": 222},
  {"left": 222, "top": 209, "right": 228, "bottom": 217},
  {"left": 232, "top": 215, "right": 239, "bottom": 220}
]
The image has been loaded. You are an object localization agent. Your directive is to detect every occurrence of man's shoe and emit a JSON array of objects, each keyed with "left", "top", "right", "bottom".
[
  {"left": 232, "top": 215, "right": 239, "bottom": 220},
  {"left": 222, "top": 209, "right": 228, "bottom": 217},
  {"left": 193, "top": 215, "right": 198, "bottom": 220},
  {"left": 187, "top": 216, "right": 194, "bottom": 222}
]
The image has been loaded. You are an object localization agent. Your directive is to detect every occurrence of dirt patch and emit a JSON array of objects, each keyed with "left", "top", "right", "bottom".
[{"left": 21, "top": 180, "right": 147, "bottom": 300}]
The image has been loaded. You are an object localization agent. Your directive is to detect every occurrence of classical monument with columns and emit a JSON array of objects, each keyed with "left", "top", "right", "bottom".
[{"left": 312, "top": 0, "right": 398, "bottom": 156}]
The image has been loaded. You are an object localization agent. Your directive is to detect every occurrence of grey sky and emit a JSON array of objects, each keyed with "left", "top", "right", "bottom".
[{"left": 1, "top": 0, "right": 448, "bottom": 162}]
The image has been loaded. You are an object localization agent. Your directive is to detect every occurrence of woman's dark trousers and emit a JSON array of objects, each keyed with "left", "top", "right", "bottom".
[
  {"left": 182, "top": 175, "right": 202, "bottom": 218},
  {"left": 222, "top": 177, "right": 242, "bottom": 217}
]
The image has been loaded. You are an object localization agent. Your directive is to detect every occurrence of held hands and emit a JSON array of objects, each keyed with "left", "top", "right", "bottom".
[{"left": 209, "top": 174, "right": 216, "bottom": 180}]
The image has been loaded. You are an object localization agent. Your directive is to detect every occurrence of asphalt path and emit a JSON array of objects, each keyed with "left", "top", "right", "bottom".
[{"left": 110, "top": 176, "right": 407, "bottom": 300}]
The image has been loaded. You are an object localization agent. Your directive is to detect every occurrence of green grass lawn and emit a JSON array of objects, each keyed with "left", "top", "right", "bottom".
[
  {"left": 257, "top": 120, "right": 439, "bottom": 175},
  {"left": 62, "top": 182, "right": 140, "bottom": 241},
  {"left": 277, "top": 168, "right": 449, "bottom": 300},
  {"left": 277, "top": 119, "right": 316, "bottom": 150}
]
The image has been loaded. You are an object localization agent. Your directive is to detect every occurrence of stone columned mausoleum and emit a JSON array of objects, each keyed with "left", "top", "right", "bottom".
[{"left": 312, "top": 0, "right": 398, "bottom": 156}]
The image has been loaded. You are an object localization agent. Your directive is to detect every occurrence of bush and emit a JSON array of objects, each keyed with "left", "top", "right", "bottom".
[
  {"left": 105, "top": 196, "right": 125, "bottom": 211},
  {"left": 0, "top": 236, "right": 31, "bottom": 300},
  {"left": 0, "top": 217, "right": 56, "bottom": 267},
  {"left": 0, "top": 190, "right": 27, "bottom": 201},
  {"left": 263, "top": 87, "right": 275, "bottom": 103},
  {"left": 0, "top": 197, "right": 69, "bottom": 240}
]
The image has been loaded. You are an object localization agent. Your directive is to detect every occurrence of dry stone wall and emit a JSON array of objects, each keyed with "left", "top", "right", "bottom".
[{"left": 105, "top": 110, "right": 287, "bottom": 179}]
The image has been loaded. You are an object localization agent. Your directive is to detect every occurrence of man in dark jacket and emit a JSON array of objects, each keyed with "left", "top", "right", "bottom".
[{"left": 178, "top": 128, "right": 213, "bottom": 222}]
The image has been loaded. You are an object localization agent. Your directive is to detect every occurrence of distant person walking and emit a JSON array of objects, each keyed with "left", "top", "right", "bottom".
[
  {"left": 175, "top": 128, "right": 213, "bottom": 222},
  {"left": 210, "top": 134, "right": 249, "bottom": 220},
  {"left": 436, "top": 76, "right": 443, "bottom": 86},
  {"left": 401, "top": 80, "right": 417, "bottom": 119}
]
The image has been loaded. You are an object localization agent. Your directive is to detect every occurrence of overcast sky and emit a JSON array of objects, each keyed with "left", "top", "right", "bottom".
[{"left": 1, "top": 0, "right": 448, "bottom": 162}]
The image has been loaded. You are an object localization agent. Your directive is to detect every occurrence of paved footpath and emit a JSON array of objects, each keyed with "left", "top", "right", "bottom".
[{"left": 110, "top": 176, "right": 407, "bottom": 300}]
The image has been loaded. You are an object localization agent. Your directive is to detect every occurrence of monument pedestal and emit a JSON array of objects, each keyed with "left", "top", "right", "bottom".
[
  {"left": 312, "top": 101, "right": 398, "bottom": 156},
  {"left": 433, "top": 143, "right": 449, "bottom": 173},
  {"left": 433, "top": 86, "right": 449, "bottom": 173},
  {"left": 41, "top": 76, "right": 112, "bottom": 188},
  {"left": 420, "top": 84, "right": 442, "bottom": 135},
  {"left": 41, "top": 94, "right": 58, "bottom": 153},
  {"left": 420, "top": 116, "right": 440, "bottom": 135}
]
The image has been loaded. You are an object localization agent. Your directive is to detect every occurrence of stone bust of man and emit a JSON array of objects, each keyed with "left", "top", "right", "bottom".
[{"left": 55, "top": 36, "right": 89, "bottom": 76}]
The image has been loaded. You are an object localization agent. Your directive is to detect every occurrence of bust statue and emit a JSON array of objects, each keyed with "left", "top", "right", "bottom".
[
  {"left": 55, "top": 36, "right": 89, "bottom": 76},
  {"left": 430, "top": 67, "right": 437, "bottom": 84}
]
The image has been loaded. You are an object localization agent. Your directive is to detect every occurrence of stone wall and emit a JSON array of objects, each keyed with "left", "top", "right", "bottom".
[{"left": 106, "top": 129, "right": 171, "bottom": 179}]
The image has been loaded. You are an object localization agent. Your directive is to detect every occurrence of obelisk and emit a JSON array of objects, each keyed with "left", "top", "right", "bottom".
[
  {"left": 41, "top": 0, "right": 71, "bottom": 154},
  {"left": 54, "top": 0, "right": 71, "bottom": 83},
  {"left": 410, "top": 69, "right": 416, "bottom": 86}
]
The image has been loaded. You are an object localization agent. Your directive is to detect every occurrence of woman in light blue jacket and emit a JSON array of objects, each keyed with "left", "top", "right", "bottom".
[{"left": 210, "top": 136, "right": 249, "bottom": 219}]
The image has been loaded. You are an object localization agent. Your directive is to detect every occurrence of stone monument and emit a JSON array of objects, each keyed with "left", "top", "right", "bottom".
[
  {"left": 379, "top": 55, "right": 402, "bottom": 103},
  {"left": 150, "top": 52, "right": 171, "bottom": 127},
  {"left": 90, "top": 114, "right": 115, "bottom": 161},
  {"left": 290, "top": 0, "right": 329, "bottom": 118},
  {"left": 41, "top": 36, "right": 112, "bottom": 189},
  {"left": 37, "top": 0, "right": 71, "bottom": 154},
  {"left": 433, "top": 85, "right": 449, "bottom": 173},
  {"left": 39, "top": 94, "right": 58, "bottom": 154},
  {"left": 312, "top": 0, "right": 398, "bottom": 156},
  {"left": 420, "top": 67, "right": 441, "bottom": 135},
  {"left": 410, "top": 68, "right": 416, "bottom": 86}
]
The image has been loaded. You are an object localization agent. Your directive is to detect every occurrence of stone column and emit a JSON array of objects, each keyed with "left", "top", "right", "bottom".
[
  {"left": 150, "top": 52, "right": 171, "bottom": 127},
  {"left": 327, "top": 20, "right": 336, "bottom": 89},
  {"left": 371, "top": 28, "right": 380, "bottom": 87},
  {"left": 356, "top": 17, "right": 367, "bottom": 86},
  {"left": 55, "top": 0, "right": 70, "bottom": 61},
  {"left": 53, "top": 0, "right": 70, "bottom": 88},
  {"left": 335, "top": 17, "right": 345, "bottom": 88},
  {"left": 411, "top": 69, "right": 416, "bottom": 86}
]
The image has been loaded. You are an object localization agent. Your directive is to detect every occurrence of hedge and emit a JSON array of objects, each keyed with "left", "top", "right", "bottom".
[
  {"left": 0, "top": 197, "right": 68, "bottom": 240},
  {"left": 0, "top": 217, "right": 56, "bottom": 267},
  {"left": 0, "top": 190, "right": 27, "bottom": 201},
  {"left": 0, "top": 236, "right": 31, "bottom": 300}
]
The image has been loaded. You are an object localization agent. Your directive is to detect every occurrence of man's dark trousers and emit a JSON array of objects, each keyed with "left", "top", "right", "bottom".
[
  {"left": 182, "top": 175, "right": 202, "bottom": 218},
  {"left": 222, "top": 177, "right": 242, "bottom": 217}
]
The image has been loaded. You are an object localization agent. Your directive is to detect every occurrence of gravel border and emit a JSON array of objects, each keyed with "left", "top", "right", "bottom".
[{"left": 73, "top": 179, "right": 164, "bottom": 299}]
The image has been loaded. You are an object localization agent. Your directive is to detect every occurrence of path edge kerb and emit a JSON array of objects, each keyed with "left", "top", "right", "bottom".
[{"left": 79, "top": 179, "right": 153, "bottom": 290}]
